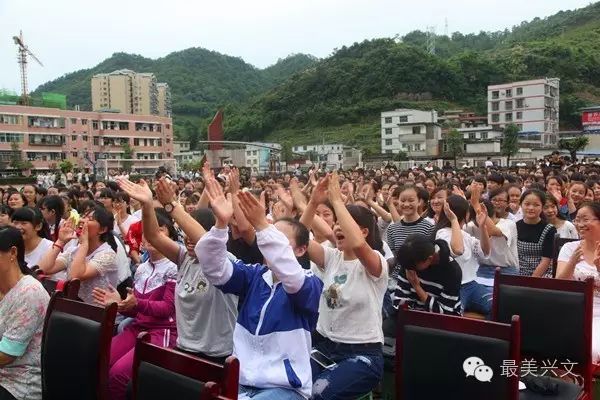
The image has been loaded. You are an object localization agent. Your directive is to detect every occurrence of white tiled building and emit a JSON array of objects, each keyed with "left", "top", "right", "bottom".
[
  {"left": 487, "top": 78, "right": 560, "bottom": 148},
  {"left": 245, "top": 142, "right": 281, "bottom": 173},
  {"left": 380, "top": 109, "right": 442, "bottom": 157},
  {"left": 292, "top": 143, "right": 362, "bottom": 169}
]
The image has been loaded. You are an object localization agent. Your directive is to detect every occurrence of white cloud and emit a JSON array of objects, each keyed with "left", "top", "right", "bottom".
[{"left": 0, "top": 0, "right": 592, "bottom": 93}]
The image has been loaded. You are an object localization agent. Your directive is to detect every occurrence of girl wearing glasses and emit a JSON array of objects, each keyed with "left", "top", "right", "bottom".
[{"left": 557, "top": 202, "right": 600, "bottom": 362}]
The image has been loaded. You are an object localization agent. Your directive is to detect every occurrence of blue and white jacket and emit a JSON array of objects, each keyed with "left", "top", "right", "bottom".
[{"left": 195, "top": 225, "right": 323, "bottom": 399}]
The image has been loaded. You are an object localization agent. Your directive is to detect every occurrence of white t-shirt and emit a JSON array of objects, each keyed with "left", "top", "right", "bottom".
[
  {"left": 25, "top": 238, "right": 54, "bottom": 269},
  {"left": 114, "top": 214, "right": 140, "bottom": 237},
  {"left": 484, "top": 160, "right": 493, "bottom": 168},
  {"left": 436, "top": 227, "right": 489, "bottom": 284},
  {"left": 507, "top": 208, "right": 523, "bottom": 222},
  {"left": 464, "top": 219, "right": 519, "bottom": 268},
  {"left": 556, "top": 220, "right": 579, "bottom": 239},
  {"left": 312, "top": 245, "right": 388, "bottom": 344}
]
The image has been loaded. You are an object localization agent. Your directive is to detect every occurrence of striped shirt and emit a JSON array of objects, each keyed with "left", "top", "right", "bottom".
[
  {"left": 386, "top": 217, "right": 434, "bottom": 255},
  {"left": 391, "top": 261, "right": 462, "bottom": 315}
]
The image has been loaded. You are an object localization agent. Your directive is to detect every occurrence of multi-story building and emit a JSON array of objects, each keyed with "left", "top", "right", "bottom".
[
  {"left": 292, "top": 143, "right": 362, "bottom": 169},
  {"left": 438, "top": 110, "right": 488, "bottom": 129},
  {"left": 380, "top": 109, "right": 442, "bottom": 157},
  {"left": 157, "top": 83, "right": 172, "bottom": 117},
  {"left": 91, "top": 70, "right": 167, "bottom": 116},
  {"left": 0, "top": 105, "right": 174, "bottom": 174},
  {"left": 487, "top": 78, "right": 560, "bottom": 148},
  {"left": 245, "top": 142, "right": 281, "bottom": 174}
]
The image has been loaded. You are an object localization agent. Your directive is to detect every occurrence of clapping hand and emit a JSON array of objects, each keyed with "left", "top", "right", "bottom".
[
  {"left": 443, "top": 201, "right": 458, "bottom": 223},
  {"left": 328, "top": 172, "right": 343, "bottom": 204},
  {"left": 237, "top": 191, "right": 269, "bottom": 231},
  {"left": 117, "top": 178, "right": 154, "bottom": 205},
  {"left": 58, "top": 217, "right": 77, "bottom": 244},
  {"left": 205, "top": 173, "right": 233, "bottom": 226}
]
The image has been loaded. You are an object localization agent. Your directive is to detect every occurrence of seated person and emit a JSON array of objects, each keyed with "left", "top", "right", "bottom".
[
  {"left": 0, "top": 227, "right": 50, "bottom": 400},
  {"left": 392, "top": 234, "right": 462, "bottom": 315},
  {"left": 195, "top": 174, "right": 323, "bottom": 400}
]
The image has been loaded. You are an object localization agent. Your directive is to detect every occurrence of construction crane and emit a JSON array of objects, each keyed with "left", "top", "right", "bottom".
[{"left": 13, "top": 30, "right": 43, "bottom": 106}]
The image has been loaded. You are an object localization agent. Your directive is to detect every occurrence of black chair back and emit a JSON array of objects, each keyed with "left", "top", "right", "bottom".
[
  {"left": 551, "top": 236, "right": 579, "bottom": 278},
  {"left": 396, "top": 308, "right": 520, "bottom": 400},
  {"left": 132, "top": 333, "right": 239, "bottom": 400},
  {"left": 492, "top": 271, "right": 594, "bottom": 395},
  {"left": 41, "top": 293, "right": 117, "bottom": 400}
]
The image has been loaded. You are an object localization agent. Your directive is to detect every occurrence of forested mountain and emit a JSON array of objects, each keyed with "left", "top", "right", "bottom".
[{"left": 32, "top": 2, "right": 600, "bottom": 153}]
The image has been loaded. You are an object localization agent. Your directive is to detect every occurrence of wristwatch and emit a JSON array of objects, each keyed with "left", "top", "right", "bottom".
[{"left": 164, "top": 201, "right": 178, "bottom": 213}]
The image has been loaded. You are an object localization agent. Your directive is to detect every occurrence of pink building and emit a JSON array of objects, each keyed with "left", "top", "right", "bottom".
[{"left": 0, "top": 105, "right": 174, "bottom": 174}]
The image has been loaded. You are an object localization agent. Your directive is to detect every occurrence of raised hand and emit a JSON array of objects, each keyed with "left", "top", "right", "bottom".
[
  {"left": 328, "top": 171, "right": 343, "bottom": 204},
  {"left": 593, "top": 243, "right": 600, "bottom": 269},
  {"left": 92, "top": 285, "right": 121, "bottom": 307},
  {"left": 205, "top": 174, "right": 233, "bottom": 225},
  {"left": 475, "top": 206, "right": 488, "bottom": 227},
  {"left": 202, "top": 160, "right": 212, "bottom": 182},
  {"left": 570, "top": 244, "right": 585, "bottom": 266},
  {"left": 156, "top": 177, "right": 177, "bottom": 206},
  {"left": 237, "top": 191, "right": 269, "bottom": 231},
  {"left": 310, "top": 175, "right": 330, "bottom": 205},
  {"left": 405, "top": 269, "right": 421, "bottom": 289},
  {"left": 276, "top": 185, "right": 293, "bottom": 211},
  {"left": 58, "top": 218, "right": 77, "bottom": 244},
  {"left": 117, "top": 178, "right": 154, "bottom": 204},
  {"left": 443, "top": 201, "right": 458, "bottom": 223},
  {"left": 452, "top": 185, "right": 466, "bottom": 199},
  {"left": 229, "top": 167, "right": 241, "bottom": 194}
]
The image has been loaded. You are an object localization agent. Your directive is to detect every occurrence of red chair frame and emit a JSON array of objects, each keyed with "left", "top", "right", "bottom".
[
  {"left": 41, "top": 293, "right": 117, "bottom": 400},
  {"left": 132, "top": 332, "right": 239, "bottom": 400},
  {"left": 395, "top": 307, "right": 521, "bottom": 400},
  {"left": 491, "top": 270, "right": 594, "bottom": 399}
]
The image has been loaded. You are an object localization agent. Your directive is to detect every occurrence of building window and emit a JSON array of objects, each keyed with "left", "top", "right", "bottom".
[
  {"left": 0, "top": 114, "right": 20, "bottom": 125},
  {"left": 492, "top": 102, "right": 499, "bottom": 111},
  {"left": 81, "top": 119, "right": 87, "bottom": 125},
  {"left": 134, "top": 138, "right": 140, "bottom": 146},
  {"left": 0, "top": 133, "right": 24, "bottom": 143},
  {"left": 492, "top": 91, "right": 499, "bottom": 99},
  {"left": 385, "top": 128, "right": 392, "bottom": 135},
  {"left": 247, "top": 151, "right": 252, "bottom": 156},
  {"left": 491, "top": 114, "right": 499, "bottom": 123},
  {"left": 399, "top": 116, "right": 408, "bottom": 123},
  {"left": 338, "top": 155, "right": 342, "bottom": 161},
  {"left": 505, "top": 101, "right": 513, "bottom": 111},
  {"left": 492, "top": 124, "right": 501, "bottom": 131},
  {"left": 516, "top": 99, "right": 524, "bottom": 108},
  {"left": 468, "top": 132, "right": 476, "bottom": 139},
  {"left": 516, "top": 87, "right": 523, "bottom": 95},
  {"left": 303, "top": 146, "right": 307, "bottom": 150},
  {"left": 412, "top": 126, "right": 421, "bottom": 134},
  {"left": 505, "top": 113, "right": 513, "bottom": 122},
  {"left": 414, "top": 144, "right": 422, "bottom": 151},
  {"left": 93, "top": 136, "right": 99, "bottom": 145},
  {"left": 481, "top": 132, "right": 488, "bottom": 139},
  {"left": 72, "top": 152, "right": 78, "bottom": 157},
  {"left": 385, "top": 139, "right": 392, "bottom": 146},
  {"left": 385, "top": 149, "right": 392, "bottom": 154},
  {"left": 384, "top": 117, "right": 392, "bottom": 124},
  {"left": 166, "top": 124, "right": 170, "bottom": 129},
  {"left": 505, "top": 89, "right": 512, "bottom": 97},
  {"left": 92, "top": 120, "right": 99, "bottom": 130},
  {"left": 82, "top": 135, "right": 88, "bottom": 141},
  {"left": 516, "top": 112, "right": 523, "bottom": 120},
  {"left": 71, "top": 135, "right": 77, "bottom": 141},
  {"left": 70, "top": 118, "right": 77, "bottom": 124}
]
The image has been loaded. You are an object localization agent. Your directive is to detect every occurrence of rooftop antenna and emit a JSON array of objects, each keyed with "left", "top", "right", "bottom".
[
  {"left": 13, "top": 30, "right": 44, "bottom": 106},
  {"left": 426, "top": 26, "right": 436, "bottom": 54},
  {"left": 444, "top": 17, "right": 449, "bottom": 37}
]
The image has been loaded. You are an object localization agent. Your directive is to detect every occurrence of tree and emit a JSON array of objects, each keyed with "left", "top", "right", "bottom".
[
  {"left": 501, "top": 124, "right": 520, "bottom": 167},
  {"left": 58, "top": 160, "right": 74, "bottom": 174},
  {"left": 122, "top": 143, "right": 134, "bottom": 172},
  {"left": 559, "top": 136, "right": 589, "bottom": 163},
  {"left": 280, "top": 142, "right": 294, "bottom": 163},
  {"left": 446, "top": 129, "right": 464, "bottom": 167},
  {"left": 393, "top": 151, "right": 408, "bottom": 161},
  {"left": 9, "top": 141, "right": 23, "bottom": 170}
]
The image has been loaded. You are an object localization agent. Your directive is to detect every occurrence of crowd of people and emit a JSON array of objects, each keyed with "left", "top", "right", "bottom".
[{"left": 1, "top": 156, "right": 600, "bottom": 400}]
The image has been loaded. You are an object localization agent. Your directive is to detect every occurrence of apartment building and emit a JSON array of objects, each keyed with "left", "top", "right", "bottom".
[
  {"left": 487, "top": 78, "right": 560, "bottom": 148},
  {"left": 157, "top": 83, "right": 172, "bottom": 117},
  {"left": 91, "top": 70, "right": 170, "bottom": 116},
  {"left": 380, "top": 109, "right": 442, "bottom": 157},
  {"left": 245, "top": 142, "right": 281, "bottom": 173},
  {"left": 0, "top": 105, "right": 174, "bottom": 174},
  {"left": 292, "top": 143, "right": 362, "bottom": 169}
]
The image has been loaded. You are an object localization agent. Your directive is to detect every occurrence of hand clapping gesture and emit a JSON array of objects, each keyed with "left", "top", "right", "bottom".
[
  {"left": 237, "top": 191, "right": 269, "bottom": 231},
  {"left": 118, "top": 178, "right": 154, "bottom": 205},
  {"left": 204, "top": 171, "right": 233, "bottom": 227}
]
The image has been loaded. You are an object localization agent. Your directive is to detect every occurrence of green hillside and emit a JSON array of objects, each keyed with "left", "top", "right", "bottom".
[{"left": 225, "top": 2, "right": 600, "bottom": 150}]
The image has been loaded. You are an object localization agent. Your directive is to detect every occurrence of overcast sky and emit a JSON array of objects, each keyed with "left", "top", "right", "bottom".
[{"left": 0, "top": 0, "right": 592, "bottom": 93}]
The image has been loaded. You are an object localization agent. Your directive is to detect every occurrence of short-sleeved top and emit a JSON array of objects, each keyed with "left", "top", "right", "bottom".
[
  {"left": 556, "top": 221, "right": 579, "bottom": 240},
  {"left": 312, "top": 246, "right": 388, "bottom": 344},
  {"left": 558, "top": 241, "right": 600, "bottom": 310},
  {"left": 57, "top": 242, "right": 119, "bottom": 304},
  {"left": 175, "top": 246, "right": 238, "bottom": 357},
  {"left": 386, "top": 217, "right": 434, "bottom": 255},
  {"left": 0, "top": 275, "right": 49, "bottom": 400},
  {"left": 465, "top": 219, "right": 519, "bottom": 268},
  {"left": 436, "top": 227, "right": 488, "bottom": 284},
  {"left": 25, "top": 239, "right": 54, "bottom": 269},
  {"left": 516, "top": 220, "right": 556, "bottom": 277}
]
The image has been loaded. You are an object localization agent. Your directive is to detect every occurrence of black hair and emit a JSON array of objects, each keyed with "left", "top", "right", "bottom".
[
  {"left": 85, "top": 205, "right": 118, "bottom": 252},
  {"left": 0, "top": 203, "right": 13, "bottom": 219},
  {"left": 346, "top": 204, "right": 384, "bottom": 256},
  {"left": 36, "top": 186, "right": 48, "bottom": 197},
  {"left": 473, "top": 176, "right": 487, "bottom": 188},
  {"left": 0, "top": 226, "right": 31, "bottom": 275},
  {"left": 488, "top": 187, "right": 508, "bottom": 201},
  {"left": 488, "top": 173, "right": 504, "bottom": 185},
  {"left": 435, "top": 195, "right": 470, "bottom": 231},
  {"left": 41, "top": 195, "right": 65, "bottom": 241},
  {"left": 8, "top": 192, "right": 27, "bottom": 208},
  {"left": 78, "top": 199, "right": 98, "bottom": 215},
  {"left": 395, "top": 234, "right": 451, "bottom": 270},
  {"left": 415, "top": 186, "right": 430, "bottom": 205},
  {"left": 11, "top": 207, "right": 51, "bottom": 240},
  {"left": 155, "top": 208, "right": 179, "bottom": 241},
  {"left": 190, "top": 208, "right": 216, "bottom": 232},
  {"left": 544, "top": 196, "right": 566, "bottom": 221},
  {"left": 578, "top": 202, "right": 600, "bottom": 220},
  {"left": 98, "top": 188, "right": 116, "bottom": 200},
  {"left": 275, "top": 217, "right": 310, "bottom": 248},
  {"left": 520, "top": 189, "right": 546, "bottom": 206}
]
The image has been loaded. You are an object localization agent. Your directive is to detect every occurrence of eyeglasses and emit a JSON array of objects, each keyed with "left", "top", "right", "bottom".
[
  {"left": 573, "top": 218, "right": 599, "bottom": 225},
  {"left": 491, "top": 198, "right": 508, "bottom": 203}
]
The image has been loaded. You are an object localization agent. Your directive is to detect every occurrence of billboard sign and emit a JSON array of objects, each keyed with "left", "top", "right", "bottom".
[{"left": 582, "top": 110, "right": 600, "bottom": 131}]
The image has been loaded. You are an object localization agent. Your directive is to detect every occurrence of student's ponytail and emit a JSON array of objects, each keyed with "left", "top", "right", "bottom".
[{"left": 433, "top": 239, "right": 451, "bottom": 265}]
